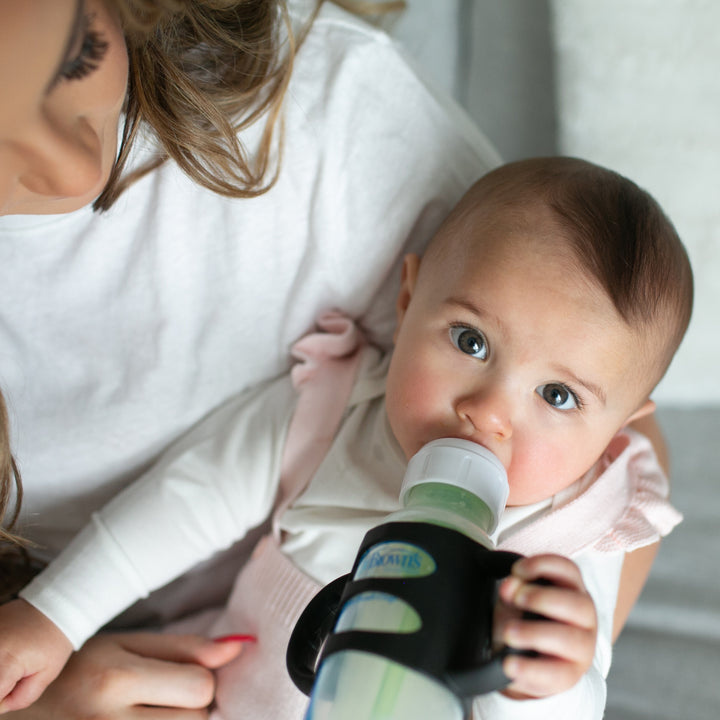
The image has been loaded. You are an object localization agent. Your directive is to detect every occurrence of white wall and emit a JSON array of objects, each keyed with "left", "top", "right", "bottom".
[
  {"left": 390, "top": 0, "right": 463, "bottom": 97},
  {"left": 552, "top": 1, "right": 720, "bottom": 405},
  {"left": 393, "top": 1, "right": 557, "bottom": 162}
]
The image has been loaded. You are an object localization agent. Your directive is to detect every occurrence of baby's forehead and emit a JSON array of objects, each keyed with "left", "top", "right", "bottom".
[
  {"left": 429, "top": 211, "right": 663, "bottom": 391},
  {"left": 434, "top": 197, "right": 578, "bottom": 271}
]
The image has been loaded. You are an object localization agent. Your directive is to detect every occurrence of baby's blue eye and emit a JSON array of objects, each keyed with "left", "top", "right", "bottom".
[
  {"left": 537, "top": 383, "right": 579, "bottom": 410},
  {"left": 449, "top": 326, "right": 488, "bottom": 360}
]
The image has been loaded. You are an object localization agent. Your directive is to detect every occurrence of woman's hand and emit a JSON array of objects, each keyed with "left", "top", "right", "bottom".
[
  {"left": 496, "top": 554, "right": 598, "bottom": 700},
  {"left": 3, "top": 632, "right": 245, "bottom": 720}
]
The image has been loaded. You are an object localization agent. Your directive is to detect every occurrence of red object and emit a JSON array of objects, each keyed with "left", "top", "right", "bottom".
[{"left": 213, "top": 633, "right": 258, "bottom": 643}]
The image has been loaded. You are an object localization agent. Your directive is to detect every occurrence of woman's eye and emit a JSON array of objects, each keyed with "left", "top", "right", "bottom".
[
  {"left": 537, "top": 383, "right": 579, "bottom": 411},
  {"left": 58, "top": 21, "right": 109, "bottom": 84},
  {"left": 449, "top": 326, "right": 488, "bottom": 360}
]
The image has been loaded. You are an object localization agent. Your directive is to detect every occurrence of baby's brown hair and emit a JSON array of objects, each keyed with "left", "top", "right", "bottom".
[{"left": 445, "top": 157, "right": 693, "bottom": 387}]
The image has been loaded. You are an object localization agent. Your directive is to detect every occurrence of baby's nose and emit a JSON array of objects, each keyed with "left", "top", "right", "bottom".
[{"left": 455, "top": 383, "right": 513, "bottom": 443}]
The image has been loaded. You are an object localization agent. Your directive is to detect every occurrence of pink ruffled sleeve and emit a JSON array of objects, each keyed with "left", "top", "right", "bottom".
[
  {"left": 591, "top": 429, "right": 682, "bottom": 552},
  {"left": 499, "top": 429, "right": 682, "bottom": 557}
]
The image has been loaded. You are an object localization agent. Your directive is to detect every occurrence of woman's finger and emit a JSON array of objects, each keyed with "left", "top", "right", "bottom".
[
  {"left": 98, "top": 652, "right": 218, "bottom": 710},
  {"left": 125, "top": 707, "right": 210, "bottom": 720},
  {"left": 89, "top": 633, "right": 246, "bottom": 709},
  {"left": 116, "top": 632, "right": 245, "bottom": 669},
  {"left": 2, "top": 633, "right": 246, "bottom": 720}
]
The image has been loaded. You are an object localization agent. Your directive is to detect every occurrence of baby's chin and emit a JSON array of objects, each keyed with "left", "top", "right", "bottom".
[{"left": 506, "top": 476, "right": 577, "bottom": 508}]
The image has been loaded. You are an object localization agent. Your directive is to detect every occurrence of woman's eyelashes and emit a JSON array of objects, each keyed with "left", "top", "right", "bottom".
[
  {"left": 57, "top": 17, "right": 109, "bottom": 84},
  {"left": 536, "top": 383, "right": 582, "bottom": 411},
  {"left": 449, "top": 325, "right": 488, "bottom": 360}
]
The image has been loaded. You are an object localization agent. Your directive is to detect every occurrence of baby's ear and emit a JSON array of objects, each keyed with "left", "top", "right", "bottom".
[
  {"left": 625, "top": 398, "right": 656, "bottom": 426},
  {"left": 394, "top": 254, "right": 421, "bottom": 341}
]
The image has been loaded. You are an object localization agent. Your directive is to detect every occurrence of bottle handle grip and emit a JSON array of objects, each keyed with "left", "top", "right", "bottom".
[
  {"left": 286, "top": 573, "right": 548, "bottom": 699},
  {"left": 285, "top": 571, "right": 523, "bottom": 698},
  {"left": 286, "top": 522, "right": 550, "bottom": 700},
  {"left": 286, "top": 573, "right": 350, "bottom": 694}
]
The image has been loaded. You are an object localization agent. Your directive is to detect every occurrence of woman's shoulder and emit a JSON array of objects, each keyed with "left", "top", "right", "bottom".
[
  {"left": 289, "top": 0, "right": 398, "bottom": 48},
  {"left": 287, "top": 2, "right": 500, "bottom": 164},
  {"left": 288, "top": 2, "right": 413, "bottom": 98}
]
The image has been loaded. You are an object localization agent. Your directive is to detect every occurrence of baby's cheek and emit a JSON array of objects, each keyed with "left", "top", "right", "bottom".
[
  {"left": 506, "top": 447, "right": 575, "bottom": 506},
  {"left": 389, "top": 363, "right": 431, "bottom": 412},
  {"left": 390, "top": 386, "right": 432, "bottom": 436},
  {"left": 386, "top": 372, "right": 441, "bottom": 454}
]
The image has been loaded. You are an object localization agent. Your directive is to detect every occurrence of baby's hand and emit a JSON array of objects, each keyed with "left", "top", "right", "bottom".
[
  {"left": 496, "top": 554, "right": 598, "bottom": 699},
  {"left": 0, "top": 598, "right": 74, "bottom": 713}
]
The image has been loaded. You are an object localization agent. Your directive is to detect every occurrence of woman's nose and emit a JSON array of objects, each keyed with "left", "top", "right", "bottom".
[
  {"left": 17, "top": 114, "right": 103, "bottom": 199},
  {"left": 455, "top": 382, "right": 513, "bottom": 441}
]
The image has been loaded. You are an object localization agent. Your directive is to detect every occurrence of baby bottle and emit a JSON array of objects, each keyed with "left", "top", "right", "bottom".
[{"left": 287, "top": 438, "right": 522, "bottom": 719}]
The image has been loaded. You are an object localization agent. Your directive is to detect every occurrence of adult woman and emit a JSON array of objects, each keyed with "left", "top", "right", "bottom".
[{"left": 0, "top": 0, "right": 500, "bottom": 715}]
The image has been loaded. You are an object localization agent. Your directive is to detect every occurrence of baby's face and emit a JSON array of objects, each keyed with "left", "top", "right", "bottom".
[{"left": 385, "top": 203, "right": 654, "bottom": 507}]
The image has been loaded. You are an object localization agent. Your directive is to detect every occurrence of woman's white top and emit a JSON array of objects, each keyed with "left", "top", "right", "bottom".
[{"left": 0, "top": 0, "right": 499, "bottom": 615}]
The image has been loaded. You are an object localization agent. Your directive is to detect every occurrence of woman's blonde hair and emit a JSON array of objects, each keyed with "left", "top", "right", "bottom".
[
  {"left": 95, "top": 0, "right": 404, "bottom": 211},
  {"left": 0, "top": 395, "right": 21, "bottom": 546},
  {"left": 95, "top": 0, "right": 295, "bottom": 210},
  {"left": 0, "top": 393, "right": 35, "bottom": 602}
]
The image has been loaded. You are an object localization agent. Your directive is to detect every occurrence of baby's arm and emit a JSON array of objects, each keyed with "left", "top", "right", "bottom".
[
  {"left": 13, "top": 373, "right": 296, "bottom": 680},
  {"left": 612, "top": 541, "right": 659, "bottom": 641},
  {"left": 0, "top": 599, "right": 72, "bottom": 713},
  {"left": 615, "top": 409, "right": 669, "bottom": 640},
  {"left": 497, "top": 554, "right": 598, "bottom": 699}
]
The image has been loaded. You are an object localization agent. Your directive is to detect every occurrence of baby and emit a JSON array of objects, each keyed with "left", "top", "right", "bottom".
[{"left": 0, "top": 157, "right": 692, "bottom": 717}]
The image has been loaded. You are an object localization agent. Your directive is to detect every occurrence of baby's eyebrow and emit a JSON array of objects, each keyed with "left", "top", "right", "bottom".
[
  {"left": 46, "top": 0, "right": 85, "bottom": 93},
  {"left": 443, "top": 296, "right": 507, "bottom": 333},
  {"left": 553, "top": 365, "right": 607, "bottom": 405}
]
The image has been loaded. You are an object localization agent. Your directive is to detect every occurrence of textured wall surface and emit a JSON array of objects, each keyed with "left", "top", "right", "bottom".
[
  {"left": 393, "top": 0, "right": 557, "bottom": 161},
  {"left": 552, "top": 0, "right": 720, "bottom": 404}
]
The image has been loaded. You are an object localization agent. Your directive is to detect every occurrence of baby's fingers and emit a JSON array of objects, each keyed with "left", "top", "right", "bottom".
[
  {"left": 503, "top": 618, "right": 596, "bottom": 665},
  {"left": 503, "top": 652, "right": 585, "bottom": 698},
  {"left": 495, "top": 554, "right": 599, "bottom": 699},
  {"left": 509, "top": 554, "right": 586, "bottom": 591},
  {"left": 499, "top": 554, "right": 597, "bottom": 630},
  {"left": 506, "top": 579, "right": 596, "bottom": 631}
]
